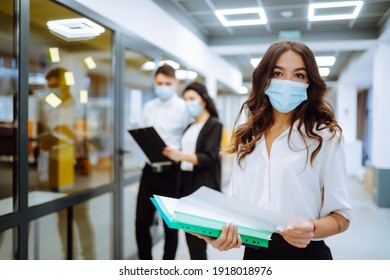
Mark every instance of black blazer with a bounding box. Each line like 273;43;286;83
179;116;222;196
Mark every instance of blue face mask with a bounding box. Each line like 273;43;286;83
265;79;309;113
155;86;175;101
186;100;203;117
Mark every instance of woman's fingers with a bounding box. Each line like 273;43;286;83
187;224;242;251
279;221;314;248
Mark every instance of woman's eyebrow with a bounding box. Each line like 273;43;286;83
274;65;307;71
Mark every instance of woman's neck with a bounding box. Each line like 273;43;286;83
272;110;293;129
195;110;210;123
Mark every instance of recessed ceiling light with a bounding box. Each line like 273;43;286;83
141;60;180;71
176;70;198;80
319;67;330;76
308;1;363;22
47;18;105;41
315;56;336;67
250;58;262;68
215;7;268;26
141;61;156;71
281;10;294;18
239;86;248;94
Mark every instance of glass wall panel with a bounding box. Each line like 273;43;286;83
28;0;114;205
78;193;113;260
0;228;14;260
0;0;16;216
123;182;138;259
28;212;65;259
28;193;113;260
122;49;153;179
121;48;153;259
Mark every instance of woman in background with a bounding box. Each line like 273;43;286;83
163;81;223;260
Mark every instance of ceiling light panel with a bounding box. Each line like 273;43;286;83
319;67;330;76
47;18;105;41
250;58;261;68
315;56;336;67
308;1;363;21
215;7;268;26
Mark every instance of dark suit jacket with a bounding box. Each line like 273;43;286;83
179;116;222;196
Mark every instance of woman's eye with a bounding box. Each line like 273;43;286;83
295;73;305;79
272;71;282;77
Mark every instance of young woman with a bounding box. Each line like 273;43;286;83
163;81;223;260
192;40;353;260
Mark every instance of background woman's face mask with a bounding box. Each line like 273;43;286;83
264;79;309;113
186;100;203;117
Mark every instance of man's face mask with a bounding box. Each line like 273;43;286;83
264;79;309;113
154;85;175;101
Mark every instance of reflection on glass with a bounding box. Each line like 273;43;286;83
77;194;113;259
28;0;114;204
122;49;154;179
0;0;16;216
28;213;64;260
37;67;75;191
28;194;112;260
0;229;13;260
61;202;97;260
123;183;138;258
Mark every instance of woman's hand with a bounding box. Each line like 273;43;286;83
190;223;242;251
162;147;182;162
278;220;315;248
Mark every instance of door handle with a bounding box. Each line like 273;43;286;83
117;148;131;156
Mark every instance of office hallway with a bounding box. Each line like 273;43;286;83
152;176;390;260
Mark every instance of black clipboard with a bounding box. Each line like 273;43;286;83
128;127;172;166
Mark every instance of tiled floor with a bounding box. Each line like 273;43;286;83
152;176;390;260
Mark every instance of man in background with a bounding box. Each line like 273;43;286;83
135;64;189;260
37;67;96;259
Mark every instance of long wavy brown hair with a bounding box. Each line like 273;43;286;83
227;40;342;166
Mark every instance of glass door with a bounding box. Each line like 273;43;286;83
117;36;157;259
27;0;116;259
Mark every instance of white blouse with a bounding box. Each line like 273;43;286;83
142;94;189;149
226;123;353;227
180;121;205;171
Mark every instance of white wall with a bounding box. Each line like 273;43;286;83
372;43;390;169
74;0;243;96
336;55;365;179
336;82;357;143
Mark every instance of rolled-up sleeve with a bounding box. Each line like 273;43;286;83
320;134;354;221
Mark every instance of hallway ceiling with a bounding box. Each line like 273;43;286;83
152;0;390;87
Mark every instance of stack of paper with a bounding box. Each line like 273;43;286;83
151;186;288;248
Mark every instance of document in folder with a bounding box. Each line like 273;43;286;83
151;187;289;248
128;127;171;165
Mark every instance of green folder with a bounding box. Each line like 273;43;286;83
150;187;288;248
